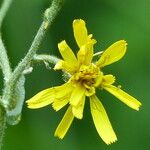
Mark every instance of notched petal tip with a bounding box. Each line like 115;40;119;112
26;104;42;109
134;102;142;111
26;88;54;109
106;138;118;145
54;133;64;140
102;74;116;86
52;104;59;112
73;19;85;26
119;39;127;45
54;106;74;139
115;40;127;48
52;99;69;112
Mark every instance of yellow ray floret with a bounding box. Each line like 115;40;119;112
27;83;73;109
96;40;127;67
90;95;117;144
54;106;74;139
104;85;142;110
58;40;77;64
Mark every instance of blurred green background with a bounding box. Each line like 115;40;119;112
0;0;149;149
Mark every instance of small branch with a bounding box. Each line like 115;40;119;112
0;0;13;80
10;0;63;84
0;0;64;148
0;0;13;29
0;0;12;83
0;0;13;147
1;0;64;110
22;67;33;75
33;54;60;65
0;36;12;83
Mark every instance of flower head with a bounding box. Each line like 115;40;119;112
26;19;141;145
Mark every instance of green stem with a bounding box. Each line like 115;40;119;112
0;0;64;148
2;0;64;110
0;0;13;29
6;75;25;125
0;0;13;80
0;107;6;150
33;54;60;65
0;36;12;83
0;0;13;148
10;0;63;84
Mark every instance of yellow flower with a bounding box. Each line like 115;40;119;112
26;19;142;145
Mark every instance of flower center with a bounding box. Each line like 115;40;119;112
71;64;103;96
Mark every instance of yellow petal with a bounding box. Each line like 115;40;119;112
96;40;127;67
104;85;142;110
54;83;73;99
72;95;85;119
26;88;54;109
90;95;117;145
73;19;88;47
54;60;64;70
54;60;78;73
52;96;70;111
77;40;96;65
54;106;74;139
102;74;116;86
69;84;85;106
54;40;79;73
52;83;73;111
58;40;78;65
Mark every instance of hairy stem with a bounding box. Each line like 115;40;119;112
33;54;60;64
0;0;64;148
6;75;25;125
2;0;64;110
0;36;12;83
10;0;63;85
0;0;13;29
0;0;13;148
0;107;6;150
